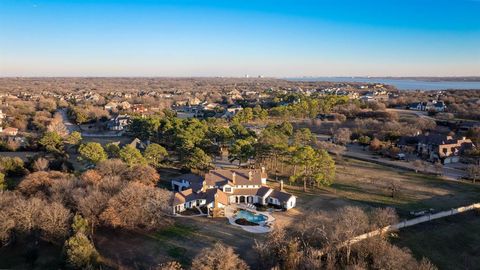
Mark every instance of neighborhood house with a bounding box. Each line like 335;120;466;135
399;133;475;164
172;168;296;214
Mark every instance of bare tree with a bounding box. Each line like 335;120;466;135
47;112;68;138
434;162;443;176
37;201;71;242
17;171;71;200
75;189;110;232
264;206;425;270
369;207;398;230
95;159;129;177
10;197;44;233
33;157;50;172
388;180;400;198
153;261;183;270
331;206;370;263
123;164;160;186
0;191;17;245
192;242;249;270
254;228;301;270
80;169;103;185
332;128;352;145
466;165;480;183
100;182;172;230
412;160;424;173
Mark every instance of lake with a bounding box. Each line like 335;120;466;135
288;77;480;90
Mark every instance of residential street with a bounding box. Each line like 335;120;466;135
58;108;80;134
344;144;467;180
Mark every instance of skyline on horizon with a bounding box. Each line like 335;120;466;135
1;0;479;77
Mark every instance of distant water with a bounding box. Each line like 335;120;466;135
288;77;480;90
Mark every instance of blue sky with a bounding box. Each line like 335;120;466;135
0;0;479;77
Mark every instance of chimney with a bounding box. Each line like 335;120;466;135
201;181;207;192
248;171;252;181
232;172;236;184
280;180;284;191
261;167;265;174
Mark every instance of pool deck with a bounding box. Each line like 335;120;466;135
225;204;275;233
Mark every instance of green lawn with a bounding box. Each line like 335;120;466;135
392;210;480;270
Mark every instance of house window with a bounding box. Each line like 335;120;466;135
224;187;232;193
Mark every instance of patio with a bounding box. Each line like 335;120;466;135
224;204;275;234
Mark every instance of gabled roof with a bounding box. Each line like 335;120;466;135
172;173;204;192
232;188;261;196
173;188;199;205
173;188;228;206
269;189;294;202
204;169;266;187
127;138;147;150
256;186;272;197
434;102;446;107
205;188;229;206
171;173;203;184
2;127;18;134
417;134;452;146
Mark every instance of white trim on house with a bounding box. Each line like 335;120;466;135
172;169;296;214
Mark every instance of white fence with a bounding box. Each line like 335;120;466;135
343;203;480;247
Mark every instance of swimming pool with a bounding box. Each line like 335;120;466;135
235;210;267;223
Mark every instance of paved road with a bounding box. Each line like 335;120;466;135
58;109;124;138
58;108;80;134
344;144;466;180
386;108;435;120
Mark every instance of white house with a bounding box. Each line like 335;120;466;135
107;114;130;131
408;101;447;112
172;168;296;214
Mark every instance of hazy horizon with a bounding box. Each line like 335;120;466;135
1;0;479;77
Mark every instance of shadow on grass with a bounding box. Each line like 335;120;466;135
152;223;197;241
391;211;480;270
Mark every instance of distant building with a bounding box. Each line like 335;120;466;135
119;101;131;110
132;104;148;114
1;127;18;136
0;109;5;124
127;138;147;151
408;100;446;112
399;133;475;164
173;105;203;118
104;102;119;111
107;115;130;131
221;105;243;119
